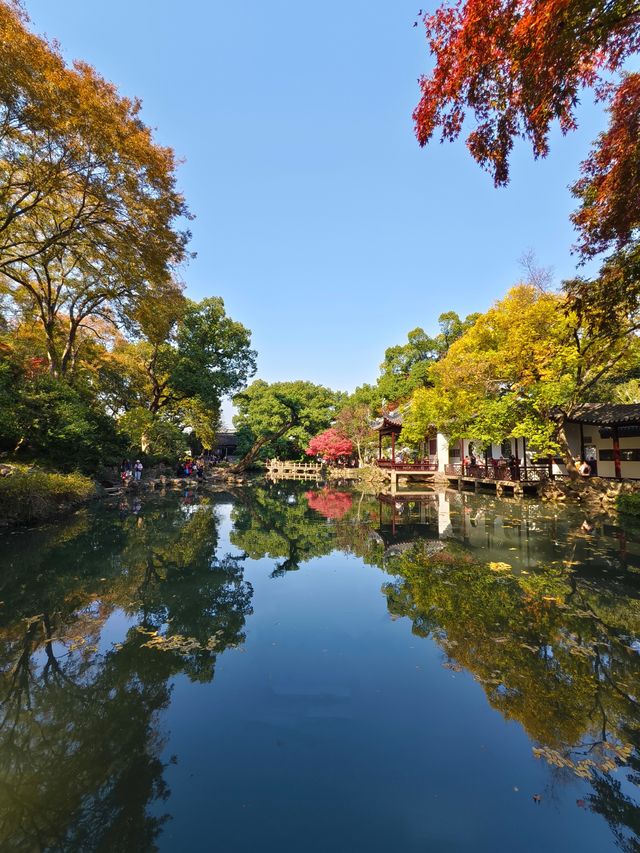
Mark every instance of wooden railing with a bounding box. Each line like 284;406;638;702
375;460;437;471
444;463;551;482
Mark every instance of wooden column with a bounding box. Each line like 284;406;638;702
579;422;585;461
613;427;622;480
378;431;382;462
391;431;396;464
523;436;528;481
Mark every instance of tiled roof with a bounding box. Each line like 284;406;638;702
569;404;640;426
371;410;404;431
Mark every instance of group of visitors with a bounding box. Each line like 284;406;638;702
462;453;520;480
120;459;143;485
177;457;205;479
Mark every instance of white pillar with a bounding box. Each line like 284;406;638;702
437;432;449;473
438;491;452;538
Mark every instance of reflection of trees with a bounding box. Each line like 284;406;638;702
230;485;386;575
230;484;335;576
0;494;253;851
384;542;640;850
589;731;640;853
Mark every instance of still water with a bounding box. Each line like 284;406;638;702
1;483;640;852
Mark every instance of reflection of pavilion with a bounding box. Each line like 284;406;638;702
377;492;452;548
376;490;640;572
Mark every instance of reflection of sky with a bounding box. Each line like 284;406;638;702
157;497;626;852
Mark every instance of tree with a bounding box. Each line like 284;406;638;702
572;73;640;259
101;296;255;454
403;284;640;472
0;2;190;375
232;380;340;471
377;313;479;405
334;402;375;465
306;428;354;463
413;0;640;189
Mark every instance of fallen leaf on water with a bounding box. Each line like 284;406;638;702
576;799;586;809
532;794;542;804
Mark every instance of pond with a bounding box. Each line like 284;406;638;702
1;483;640;851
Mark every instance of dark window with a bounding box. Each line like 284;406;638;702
599;448;640;462
501;439;512;456
449;448;461;459
429;439;437;456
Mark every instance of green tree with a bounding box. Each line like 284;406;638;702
103;297;256;455
376;313;479;405
232;380;341;471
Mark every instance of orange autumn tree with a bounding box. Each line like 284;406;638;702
0;1;190;376
413;0;640;258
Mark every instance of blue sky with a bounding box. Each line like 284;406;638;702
25;0;608;422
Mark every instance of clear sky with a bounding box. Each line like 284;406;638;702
24;0;609;421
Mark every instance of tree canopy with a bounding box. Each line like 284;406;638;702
414;0;640;187
233;380;341;470
0;1;190;377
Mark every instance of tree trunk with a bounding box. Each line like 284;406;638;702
59;323;79;376
45;323;61;377
232;421;295;473
141;431;151;454
556;419;580;480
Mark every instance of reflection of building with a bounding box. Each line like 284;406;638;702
374;405;640;483
376;491;640;572
377;493;439;548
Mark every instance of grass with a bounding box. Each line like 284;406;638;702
0;467;96;525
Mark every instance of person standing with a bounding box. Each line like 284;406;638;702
134;459;143;481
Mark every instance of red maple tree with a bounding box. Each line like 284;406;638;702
414;0;639;185
572;73;640;257
305;428;354;463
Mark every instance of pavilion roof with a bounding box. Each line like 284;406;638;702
371;411;404;433
569;404;640;427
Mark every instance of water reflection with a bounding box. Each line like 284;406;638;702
0;494;252;851
1;484;640;850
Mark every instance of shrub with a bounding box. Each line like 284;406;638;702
0;470;96;525
617;492;640;518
